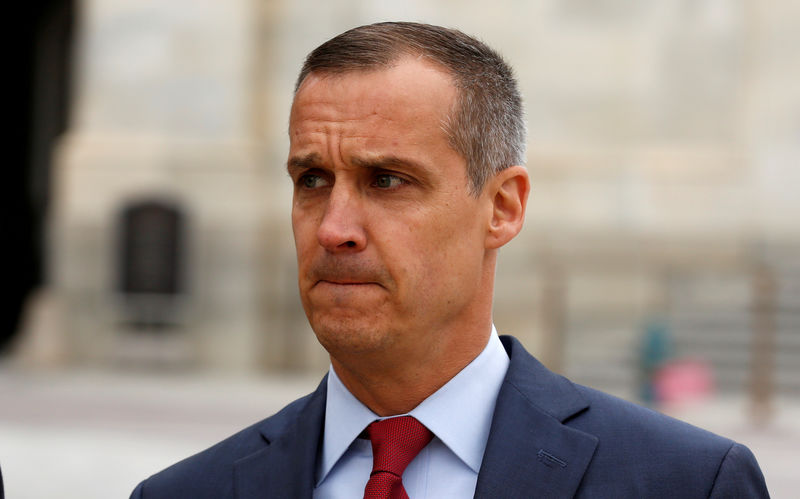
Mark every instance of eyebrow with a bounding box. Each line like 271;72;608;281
287;152;429;176
351;154;428;174
287;153;323;175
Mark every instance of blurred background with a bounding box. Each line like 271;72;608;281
3;0;799;497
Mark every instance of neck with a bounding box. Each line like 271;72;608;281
329;252;499;416
330;320;493;416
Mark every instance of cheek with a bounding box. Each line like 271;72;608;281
429;212;485;278
400;214;479;281
292;229;318;282
292;209;318;250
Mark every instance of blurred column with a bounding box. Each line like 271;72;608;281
42;0;266;371
540;259;567;373
749;262;776;425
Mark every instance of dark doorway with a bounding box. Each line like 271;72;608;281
117;200;187;329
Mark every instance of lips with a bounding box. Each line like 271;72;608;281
314;279;384;294
318;279;375;285
307;257;391;289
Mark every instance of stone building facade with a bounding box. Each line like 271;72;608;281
17;0;800;396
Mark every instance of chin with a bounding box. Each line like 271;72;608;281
311;316;392;356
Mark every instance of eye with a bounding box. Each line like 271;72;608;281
373;174;404;189
299;174;329;189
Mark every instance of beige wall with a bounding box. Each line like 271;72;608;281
17;0;800;395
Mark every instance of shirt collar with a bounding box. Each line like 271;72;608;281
317;326;509;483
409;327;509;473
317;361;379;485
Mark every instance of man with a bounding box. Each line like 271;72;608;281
131;22;769;498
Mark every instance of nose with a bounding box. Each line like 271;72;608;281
317;184;367;252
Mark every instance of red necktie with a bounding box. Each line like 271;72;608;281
363;416;434;499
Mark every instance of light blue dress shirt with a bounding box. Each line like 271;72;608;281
313;326;510;498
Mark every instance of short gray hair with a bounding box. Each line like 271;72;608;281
295;22;526;195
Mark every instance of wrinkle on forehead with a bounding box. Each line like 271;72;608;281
289;56;457;130
287;56;464;179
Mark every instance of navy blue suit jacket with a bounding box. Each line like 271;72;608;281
131;336;769;498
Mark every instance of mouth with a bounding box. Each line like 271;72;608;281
316;279;380;287
307;259;391;291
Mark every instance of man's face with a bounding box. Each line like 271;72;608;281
288;57;493;363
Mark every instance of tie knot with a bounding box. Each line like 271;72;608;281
365;416;433;476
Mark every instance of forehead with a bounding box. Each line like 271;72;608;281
289;57;457;133
287;58;469;188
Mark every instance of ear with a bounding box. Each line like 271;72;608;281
484;165;530;250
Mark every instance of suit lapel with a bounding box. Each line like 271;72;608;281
233;376;327;499
475;337;598;499
230;337;597;498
